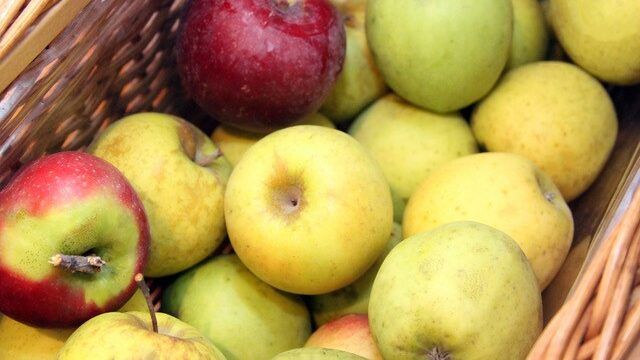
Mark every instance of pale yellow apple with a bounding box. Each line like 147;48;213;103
403;152;574;290
89;113;232;277
471;61;618;201
225;125;393;295
212;113;334;167
320;0;387;122
349;94;477;202
0;314;74;360
550;0;640;85
506;0;548;69
370;221;542;359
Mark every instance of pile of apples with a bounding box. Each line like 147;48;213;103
1;0;638;359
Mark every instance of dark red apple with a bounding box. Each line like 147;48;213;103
177;0;346;133
0;151;150;328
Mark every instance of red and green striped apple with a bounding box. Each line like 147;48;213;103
0;151;150;328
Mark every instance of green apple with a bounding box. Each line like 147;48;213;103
366;0;513;112
506;0;549;69
349;94;477;202
0;314;74;360
212;113;334;167
550;0;640;85
89;112;232;277
308;223;402;326
225;125;393;295
369;221;542;360
320;0;387;122
305;314;383;360
162;254;311;360
57;311;227;359
471;61;618;201
403;152;574;290
273;348;367;360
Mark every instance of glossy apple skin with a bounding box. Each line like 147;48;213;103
177;0;346;133
0;152;149;328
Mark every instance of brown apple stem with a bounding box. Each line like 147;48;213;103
48;254;105;274
426;347;451;360
195;148;223;167
135;273;158;334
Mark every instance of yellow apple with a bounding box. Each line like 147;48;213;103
320;0;387;122
212;113;334;167
349;94;477;202
225;125;393;295
550;0;640;85
403;152;574;290
89;113;232;277
506;0;548;69
471;61;618;201
0;314;74;360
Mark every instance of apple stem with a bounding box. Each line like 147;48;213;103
48;254;105;274
135;273;158;334
426;347;451;360
196;148;223;167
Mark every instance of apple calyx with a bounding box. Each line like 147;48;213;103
48;254;106;274
135;273;158;333
426;347;451;360
195;148;223;167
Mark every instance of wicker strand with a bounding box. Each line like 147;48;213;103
593;222;640;360
0;0;26;38
563;303;593;360
0;0;59;60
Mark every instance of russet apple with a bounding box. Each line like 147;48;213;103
305;314;382;360
89;113;231;277
349;94;478;202
550;0;640;85
320;0;387;122
471;61;618;201
57;311;227;359
225;125;393;295
366;0;513;112
0;314;74;360
177;0;346;133
370;222;542;360
403;152;574;290
0;152;149;327
273;348;367;359
308;223;401;326
506;0;548;69
212;113;334;167
162;254;311;359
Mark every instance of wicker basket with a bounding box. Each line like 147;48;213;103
1;1;639;359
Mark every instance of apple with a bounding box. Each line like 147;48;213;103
370;221;542;360
0;151;149;328
305;314;382;360
0;314;74;360
319;0;387;122
471;61;618;201
225;125;393;295
212;113;335;167
57;311;227;359
177;0;346;133
506;0;548;69
308;223;401;326
550;0;640;85
89;112;232;277
162;254;311;359
366;0;512;112
403;152;574;290
273;348;367;359
349;94;478;202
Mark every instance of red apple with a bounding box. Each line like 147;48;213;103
177;0;346;133
305;314;383;360
0;151;150;328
